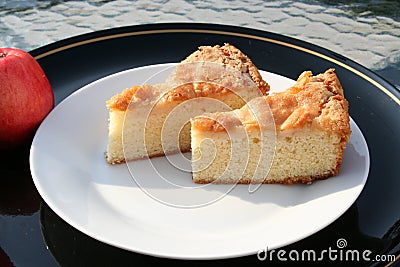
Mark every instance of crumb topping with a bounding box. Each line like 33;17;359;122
192;68;351;138
106;43;269;111
183;43;269;94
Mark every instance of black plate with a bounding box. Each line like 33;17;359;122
28;23;399;265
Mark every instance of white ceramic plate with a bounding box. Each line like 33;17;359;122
30;63;369;259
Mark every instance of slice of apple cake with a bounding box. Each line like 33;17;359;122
105;43;270;164
191;69;351;184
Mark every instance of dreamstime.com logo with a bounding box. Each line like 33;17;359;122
257;238;397;263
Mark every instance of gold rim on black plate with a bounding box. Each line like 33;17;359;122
31;23;400;264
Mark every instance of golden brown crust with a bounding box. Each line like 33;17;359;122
106;43;270;111
193;168;339;184
192;68;351;139
106;83;231;111
194;174;333;184
105;147;192;164
106;85;160;110
161;83;229;102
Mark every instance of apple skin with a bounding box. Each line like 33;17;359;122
0;48;54;149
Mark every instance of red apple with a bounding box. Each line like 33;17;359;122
0;48;54;149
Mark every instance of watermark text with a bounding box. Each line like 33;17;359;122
257;238;396;263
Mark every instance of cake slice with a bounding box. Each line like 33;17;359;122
106;43;270;164
191;69;351;184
